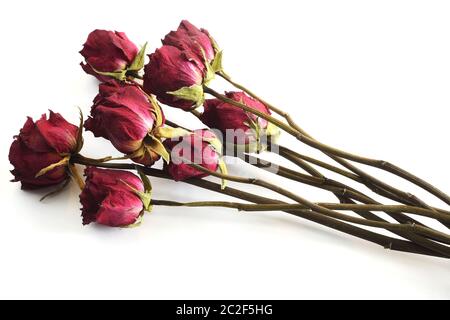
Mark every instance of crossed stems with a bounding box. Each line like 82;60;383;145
67;73;450;258
206;74;450;210
70;154;450;259
168;117;450;228
162;118;450;257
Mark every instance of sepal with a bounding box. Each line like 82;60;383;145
167;84;205;107
128;42;148;71
91;67;127;81
211;50;223;73
154;126;192;139
75;108;84;154
35;156;70;178
145;134;170;163
217;157;228;190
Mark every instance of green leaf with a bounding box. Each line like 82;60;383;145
128;42;148;71
167;84;205;107
155;127;192;139
211;50;223;73
146;134;170;163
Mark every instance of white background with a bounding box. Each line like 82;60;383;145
0;0;449;299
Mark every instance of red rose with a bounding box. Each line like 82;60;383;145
143;21;223;111
163;20;216;64
163;129;222;181
80;167;145;227
9;111;79;189
143;45;206;110
84;81;166;166
80;30;139;81
201;91;278;147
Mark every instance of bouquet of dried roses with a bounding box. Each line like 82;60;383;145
9;21;450;259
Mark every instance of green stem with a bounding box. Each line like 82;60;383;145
168;118;450;232
126;70;143;80
243;153;450;246
244;153;450;219
167;119;448;243
183;161;450;251
71;154;448;258
212;76;450;207
276;145;362;182
152;200;450;225
273;145;450;229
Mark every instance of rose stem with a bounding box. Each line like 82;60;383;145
205;91;450;238
184;110;427;213
167;118;450;232
204;84;450;207
70;154;447;258
150;199;450;239
204;85;424;206
150;198;450;224
245;158;450;244
269;145;450;229
243;154;450;222
126;71;143;80
275;145;362;182
183;161;450;255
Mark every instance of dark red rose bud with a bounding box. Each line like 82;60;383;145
9;112;79;190
84;80;167;166
163;129;227;184
80;167;145;227
143;45;206;110
162;20;216;64
201;91;279;148
143;21;224;110
80;30;140;81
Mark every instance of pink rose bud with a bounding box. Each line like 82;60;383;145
9;111;79;189
201;91;279;148
163;129;223;181
80;167;146;227
84;80;167;166
143;45;206;110
80;30;140;81
162;20;216;64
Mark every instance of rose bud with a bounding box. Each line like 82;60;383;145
163;129;227;188
80;167;152;227
143;45;207;110
84;80;171;166
9;111;81;190
162;20;217;64
201;91;280;152
80;30;147;81
143;21;223;110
